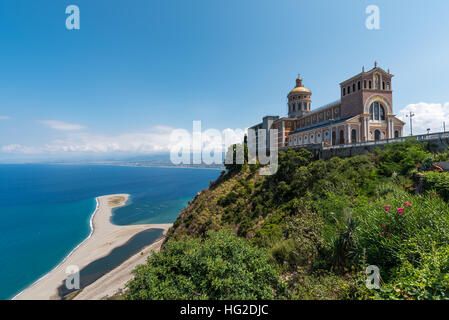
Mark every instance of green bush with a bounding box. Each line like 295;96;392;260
422;171;449;201
354;190;449;275
271;211;326;271
377;244;449;300
290;272;356;300
126;230;288;300
375;140;430;176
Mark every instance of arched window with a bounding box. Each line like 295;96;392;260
369;102;386;121
380;105;385;120
351;129;357;143
332;131;336;145
339;130;345;144
374;130;381;141
394;130;399;138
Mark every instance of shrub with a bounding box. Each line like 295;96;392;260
271;211;326;271
353;190;449;275
377;244;449;300
290;272;356;300
126;230;288;300
375;140;430;176
422;171;449;201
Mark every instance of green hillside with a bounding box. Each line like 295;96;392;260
127;140;449;300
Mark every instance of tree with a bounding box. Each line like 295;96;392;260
126;230;288;300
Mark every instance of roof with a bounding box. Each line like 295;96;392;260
290;116;354;135
310;99;341;113
249;122;263;129
339;67;394;86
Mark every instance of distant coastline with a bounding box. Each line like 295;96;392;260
54;163;226;170
0;162;226;170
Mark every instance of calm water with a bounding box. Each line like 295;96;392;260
57;228;164;298
0;164;220;300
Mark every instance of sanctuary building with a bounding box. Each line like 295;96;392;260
250;63;405;149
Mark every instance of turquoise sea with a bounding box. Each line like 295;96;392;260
0;164;221;300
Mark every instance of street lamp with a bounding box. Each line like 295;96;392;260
406;111;415;136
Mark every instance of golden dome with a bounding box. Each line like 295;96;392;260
289;86;311;95
288;75;311;96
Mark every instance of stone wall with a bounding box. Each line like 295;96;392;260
282;135;449;161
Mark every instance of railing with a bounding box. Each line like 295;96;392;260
321;131;449;150
282;131;449;151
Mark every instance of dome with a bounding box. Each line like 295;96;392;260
288;75;311;96
289;86;311;95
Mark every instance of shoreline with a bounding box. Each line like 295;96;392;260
13;194;172;300
11;197;100;300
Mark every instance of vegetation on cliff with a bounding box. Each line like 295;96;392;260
127;140;449;300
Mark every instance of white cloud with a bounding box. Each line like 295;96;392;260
398;102;449;135
1;125;245;155
39;120;86;131
0;116;10;120
1;144;39;154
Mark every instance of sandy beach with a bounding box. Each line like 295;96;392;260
14;194;172;300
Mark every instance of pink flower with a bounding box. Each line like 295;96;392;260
397;208;404;215
384;205;391;212
403;201;412;208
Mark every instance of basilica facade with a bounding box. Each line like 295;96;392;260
250;64;405;150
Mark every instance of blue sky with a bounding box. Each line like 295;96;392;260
1;0;449;160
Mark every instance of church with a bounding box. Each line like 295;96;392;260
250;63;406;149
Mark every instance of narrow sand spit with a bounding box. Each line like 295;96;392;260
14;194;172;300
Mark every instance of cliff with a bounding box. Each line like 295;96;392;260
128;141;449;300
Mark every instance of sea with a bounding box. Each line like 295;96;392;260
0;164;221;300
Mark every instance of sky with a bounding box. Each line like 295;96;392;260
0;0;449;161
